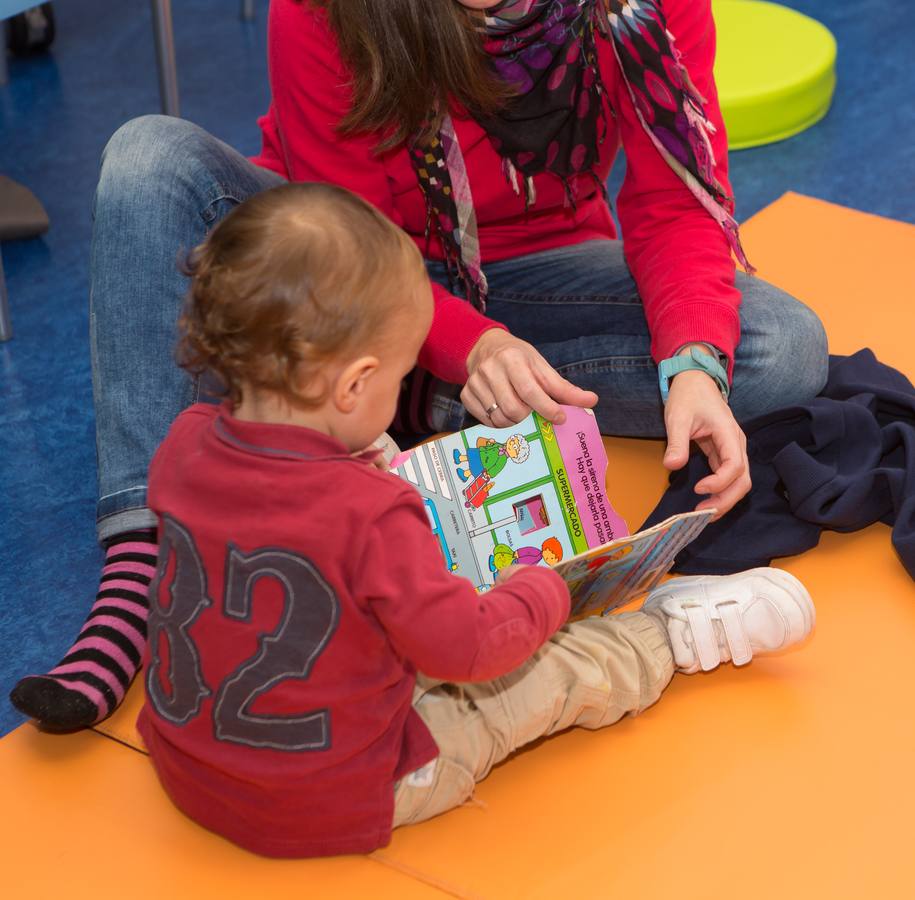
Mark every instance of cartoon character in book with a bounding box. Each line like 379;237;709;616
515;536;564;567
488;543;516;573
489;537;564;573
453;434;530;483
572;543;642;607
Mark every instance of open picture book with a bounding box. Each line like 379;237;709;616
390;406;714;619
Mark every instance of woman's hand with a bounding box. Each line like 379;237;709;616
663;370;751;519
464;329;598;427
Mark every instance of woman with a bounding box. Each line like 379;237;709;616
11;0;827;729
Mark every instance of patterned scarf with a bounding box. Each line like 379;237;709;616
408;0;754;312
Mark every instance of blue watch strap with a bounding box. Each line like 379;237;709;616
658;347;730;403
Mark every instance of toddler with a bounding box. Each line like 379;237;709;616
139;182;815;857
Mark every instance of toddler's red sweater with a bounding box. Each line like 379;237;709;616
138;404;569;857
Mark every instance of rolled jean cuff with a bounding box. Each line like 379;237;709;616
97;485;157;544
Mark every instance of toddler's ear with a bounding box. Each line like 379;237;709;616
334;355;380;413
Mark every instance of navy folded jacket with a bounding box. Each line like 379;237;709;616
642;349;915;579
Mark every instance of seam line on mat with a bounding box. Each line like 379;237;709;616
368;850;485;899
90;727;149;756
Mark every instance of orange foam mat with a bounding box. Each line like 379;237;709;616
0;726;451;898
4;192;915;899
740;192;915;373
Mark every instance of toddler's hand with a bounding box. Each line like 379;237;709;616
495;564;525;585
354;432;402;471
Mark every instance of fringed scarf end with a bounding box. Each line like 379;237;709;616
724;218;756;276
504;158;521;196
560;175;577;208
590;170;610;205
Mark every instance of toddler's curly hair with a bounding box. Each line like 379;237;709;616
178;182;426;406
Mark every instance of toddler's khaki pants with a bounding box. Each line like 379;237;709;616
393;611;674;827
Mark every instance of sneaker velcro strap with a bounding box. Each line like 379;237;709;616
683;603;721;671
716;600;753;666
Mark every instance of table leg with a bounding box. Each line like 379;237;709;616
0;249;12;342
150;0;179;117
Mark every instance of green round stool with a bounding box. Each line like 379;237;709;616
712;0;837;149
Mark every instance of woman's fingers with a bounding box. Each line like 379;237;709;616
694;428;751;518
696;465;752;518
534;362;599;416
465;335;598;426
510;367;564;423
483;359;539;423
461;377;527;428
694;441;743;495
664;372;752;519
460;383;494;426
464;356;529;425
663;406;692;471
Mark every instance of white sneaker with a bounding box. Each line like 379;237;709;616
641;568;815;674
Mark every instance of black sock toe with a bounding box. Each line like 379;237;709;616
9;676;101;731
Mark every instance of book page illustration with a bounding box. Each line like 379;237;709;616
555;510;715;618
393;407;627;592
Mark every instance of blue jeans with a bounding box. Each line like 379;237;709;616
428;245;828;436
90;115;828;542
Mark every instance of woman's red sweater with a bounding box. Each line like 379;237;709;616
252;0;741;385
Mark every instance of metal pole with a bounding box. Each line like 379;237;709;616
469;511;519;539
241;0;256;22
0;249;12;342
150;0;179;117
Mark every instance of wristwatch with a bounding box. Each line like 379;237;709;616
658;344;730;403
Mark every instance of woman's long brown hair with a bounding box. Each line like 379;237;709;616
309;0;510;150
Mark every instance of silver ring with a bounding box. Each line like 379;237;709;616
485;402;499;418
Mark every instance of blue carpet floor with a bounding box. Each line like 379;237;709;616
1;0;912;736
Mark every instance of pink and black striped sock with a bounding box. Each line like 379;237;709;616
10;529;158;730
